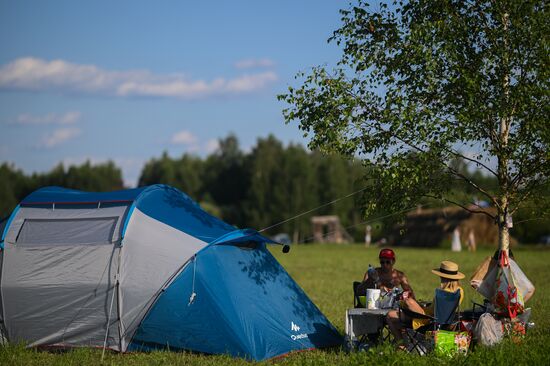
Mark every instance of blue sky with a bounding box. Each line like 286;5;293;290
0;0;348;186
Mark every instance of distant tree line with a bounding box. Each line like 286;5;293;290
138;134;366;242
0;135;366;242
1;134;547;243
0;161;124;220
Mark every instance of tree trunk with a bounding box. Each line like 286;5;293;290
498;212;510;254
497;11;511;255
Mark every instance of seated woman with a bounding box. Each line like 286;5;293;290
386;260;465;342
357;248;415;299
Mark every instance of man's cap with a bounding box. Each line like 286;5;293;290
379;248;395;260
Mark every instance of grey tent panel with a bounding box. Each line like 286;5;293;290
16;217;118;246
119;208;207;350
1;243;121;349
0;194;215;351
4;205;130;245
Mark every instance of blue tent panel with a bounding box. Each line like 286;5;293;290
20;185;237;244
134;185;236;243
130;244;342;360
209;228;278;246
21;186;147;204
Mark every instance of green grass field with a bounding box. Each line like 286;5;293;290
1;245;549;365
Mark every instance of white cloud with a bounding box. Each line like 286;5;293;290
225;72;277;92
171;130;198;145
15;111;80;125
0;57;278;99
171;130;200;152
234;58;276;69
41;127;81;148
205;139;219;154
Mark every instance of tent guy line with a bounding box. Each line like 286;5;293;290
258;187;369;233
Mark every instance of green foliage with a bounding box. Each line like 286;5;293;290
139;152;205;201
244;135;288;231
0;161;123;218
0;134;369;241
0;164;27;216
313;151;365;238
1;133;546;243
136;134;367;242
279;143;318;239
279;0;550;242
512;185;550;243
202;134;250;225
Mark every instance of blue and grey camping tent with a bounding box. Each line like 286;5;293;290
0;185;341;360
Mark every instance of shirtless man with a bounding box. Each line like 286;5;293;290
357;248;415;298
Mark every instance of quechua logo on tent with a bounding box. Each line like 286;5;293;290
290;322;308;340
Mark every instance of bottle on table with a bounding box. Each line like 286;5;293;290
367;264;379;288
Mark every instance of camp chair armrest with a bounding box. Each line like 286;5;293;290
400;306;434;320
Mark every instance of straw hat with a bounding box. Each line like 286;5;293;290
431;260;465;280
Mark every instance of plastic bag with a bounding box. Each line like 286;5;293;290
509;258;535;303
471;256;498;298
474;313;503;346
378;290;393;309
492;252;524;318
476;263;499;299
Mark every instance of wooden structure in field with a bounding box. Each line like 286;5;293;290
311;215;352;244
390;206;515;248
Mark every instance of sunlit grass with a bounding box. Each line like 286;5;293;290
1;244;548;365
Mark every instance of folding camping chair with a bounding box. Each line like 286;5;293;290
461;300;490;322
348;281;371;349
400;289;461;355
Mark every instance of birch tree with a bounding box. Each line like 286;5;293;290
279;0;549;252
